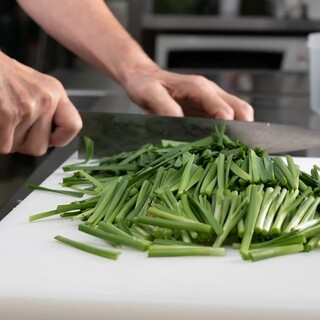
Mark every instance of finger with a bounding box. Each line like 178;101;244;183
165;75;236;120
12;111;38;152
203;94;235;120
132;82;184;117
186;83;235;120
218;90;254;121
0;75;34;153
15;113;52;156
49;96;82;147
0;122;15;154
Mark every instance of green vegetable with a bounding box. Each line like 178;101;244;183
79;223;150;251
240;185;263;260
148;245;225;257
28;129;320;262
29;210;59;222
26;184;84;198
248;244;304;262
54;235;120;260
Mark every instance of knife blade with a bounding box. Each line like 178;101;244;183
78;111;320;156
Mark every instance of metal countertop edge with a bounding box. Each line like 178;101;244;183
0;138;78;221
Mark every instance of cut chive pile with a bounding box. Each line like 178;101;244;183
29;128;320;262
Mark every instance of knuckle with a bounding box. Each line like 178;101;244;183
242;100;254;113
0;114;15;154
23;144;48;157
0;129;14;155
1;107;15;123
20;97;36;120
74;117;83;132
13;90;36;122
42;77;64;103
134;80;155;95
68;118;83;136
238;100;254;118
64;100;83;133
6;75;36;120
215;108;235;120
40;90;55;110
189;75;209;87
127;80;158;105
45;75;64;91
33;147;47;156
0;144;12;154
37;75;66;109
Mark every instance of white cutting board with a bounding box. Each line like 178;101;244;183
1;154;320;320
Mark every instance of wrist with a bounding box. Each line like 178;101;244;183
108;42;159;89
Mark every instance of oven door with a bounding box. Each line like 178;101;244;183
155;35;308;71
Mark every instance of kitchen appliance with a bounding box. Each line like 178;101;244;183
155;34;308;71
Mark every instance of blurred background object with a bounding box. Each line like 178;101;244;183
306;0;320;20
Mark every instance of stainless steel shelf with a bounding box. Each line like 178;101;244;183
142;15;320;34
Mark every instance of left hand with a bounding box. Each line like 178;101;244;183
124;66;254;121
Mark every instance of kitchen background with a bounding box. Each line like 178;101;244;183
1;0;320;208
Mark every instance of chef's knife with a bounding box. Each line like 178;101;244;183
78;111;320;156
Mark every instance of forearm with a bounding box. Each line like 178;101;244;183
17;0;157;86
17;0;254;121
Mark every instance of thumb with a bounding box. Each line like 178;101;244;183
50;96;82;147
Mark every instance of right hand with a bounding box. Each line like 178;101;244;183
124;65;254;120
0;52;82;156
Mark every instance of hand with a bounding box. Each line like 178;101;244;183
124;66;254;121
0;53;82;155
